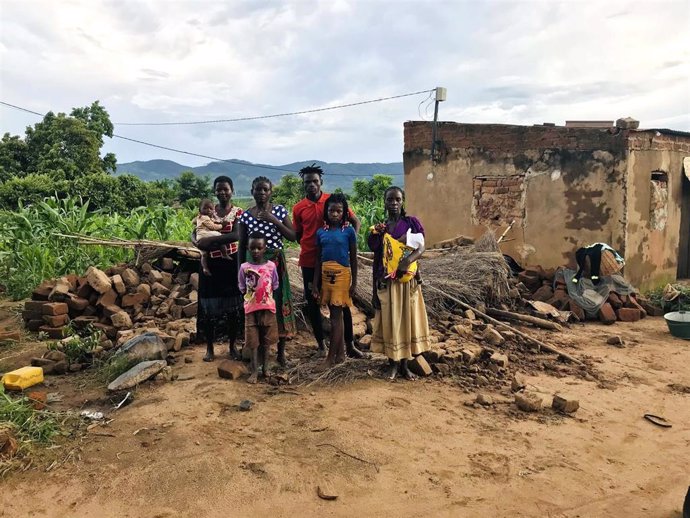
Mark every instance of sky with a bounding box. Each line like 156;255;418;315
1;0;689;167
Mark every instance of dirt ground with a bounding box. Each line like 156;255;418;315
0;301;688;518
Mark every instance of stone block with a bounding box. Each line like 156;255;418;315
607;292;623;309
532;285;554;302
122;292;149;308
476;393;494;406
92;323;118;340
598;303;616;325
606;335;625;347
107;360;167;392
22;310;43;321
42;302;68;316
137;283;152;298
148;270;163;284
511;373;527;392
110;311;133;329
76;282;94;299
515;392;543;412
39;325;67;339
568;300;586;322
483;327;505;347
160;272;173;289
121;268;140;287
616;308;641;322
182;301;198;318
432;363;451;376
97;289;118;308
111;274;126;295
151;282;170;296
490;352;509;367
31;284;53;301
86;266;112;294
66;296;90;312
461;349;477;364
172;332;190;352
408;355;432;377
26;320;44;332
218;360;248;380
42;314;69;327
24;300;48;313
615;117;639;129
552;395;579;414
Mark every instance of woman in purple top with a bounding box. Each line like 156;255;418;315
368;186;431;380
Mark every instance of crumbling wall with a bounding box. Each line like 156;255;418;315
404;122;628;271
624;131;690;290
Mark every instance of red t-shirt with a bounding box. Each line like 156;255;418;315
293;193;356;268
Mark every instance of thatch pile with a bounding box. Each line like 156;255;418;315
288;232;513;320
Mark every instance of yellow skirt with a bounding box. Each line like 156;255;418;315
371;279;431;361
320;261;352;307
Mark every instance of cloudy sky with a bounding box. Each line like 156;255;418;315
1;0;688;167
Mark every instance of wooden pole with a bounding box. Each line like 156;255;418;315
486;308;563;331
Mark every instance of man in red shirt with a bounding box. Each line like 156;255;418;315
293;164;364;358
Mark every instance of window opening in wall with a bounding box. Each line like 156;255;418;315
650;170;668;231
471;175;525;228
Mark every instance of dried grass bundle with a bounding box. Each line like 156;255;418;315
286;357;382;386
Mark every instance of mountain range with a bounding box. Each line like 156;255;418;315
116;159;403;194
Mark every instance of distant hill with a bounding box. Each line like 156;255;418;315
116;159;403;194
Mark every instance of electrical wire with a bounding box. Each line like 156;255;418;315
417;90;434;121
113;89;435;126
0;100;403;177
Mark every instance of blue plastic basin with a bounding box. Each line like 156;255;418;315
664;311;690;340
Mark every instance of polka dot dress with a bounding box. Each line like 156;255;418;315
239;204;288;249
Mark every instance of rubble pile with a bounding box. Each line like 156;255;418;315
21;258;198;373
515;266;663;324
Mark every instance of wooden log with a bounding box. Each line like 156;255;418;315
486;308;563;331
425;285;585;367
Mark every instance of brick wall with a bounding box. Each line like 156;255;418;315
404;121;630;154
627;130;690;152
471;176;525;227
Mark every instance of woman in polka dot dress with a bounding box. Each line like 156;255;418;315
239;176;297;366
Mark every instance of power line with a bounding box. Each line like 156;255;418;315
0;100;403;177
113;89;435;126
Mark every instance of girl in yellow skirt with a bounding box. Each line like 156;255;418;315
368;186;431;380
312;193;358;368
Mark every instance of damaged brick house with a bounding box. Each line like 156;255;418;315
403;119;690;291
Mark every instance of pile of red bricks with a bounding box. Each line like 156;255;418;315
517;267;663;324
22;258;198;342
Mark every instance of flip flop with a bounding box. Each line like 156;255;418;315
643;414;672;428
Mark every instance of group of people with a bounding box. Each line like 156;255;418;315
192;165;431;382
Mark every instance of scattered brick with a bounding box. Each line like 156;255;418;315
598;303;616;325
121;268;140;287
552;395;579;414
149;270;163;284
31;285;53;301
490;352;509;367
218;360;248;380
616;307;641;322
532;285;554;302
110;311;133;329
66;296;90;312
515;392;543;412
607;292;623;309
161;257;174;271
568;300;586;322
76;282;94;299
182;301;198;318
97;289;118;308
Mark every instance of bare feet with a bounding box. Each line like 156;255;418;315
401;360;417;381
387;362;399;380
247;372;258;384
346;342;365;359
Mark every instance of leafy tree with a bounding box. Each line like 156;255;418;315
351;174;393;205
176;171;211;202
0;133;29;182
272;174;303;207
70;101;116;173
0;174;68;209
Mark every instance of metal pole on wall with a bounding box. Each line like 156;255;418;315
430;87;447;163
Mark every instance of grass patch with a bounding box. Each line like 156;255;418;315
0;386;83;477
93;354;139;385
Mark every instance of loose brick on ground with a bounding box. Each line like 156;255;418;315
616;307;641;322
598;303;617;325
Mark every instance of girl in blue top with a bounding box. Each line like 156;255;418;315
312;193;358;368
